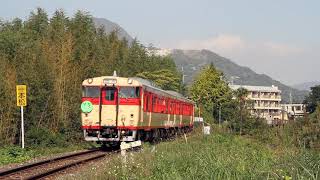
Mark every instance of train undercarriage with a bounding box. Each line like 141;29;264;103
83;126;193;146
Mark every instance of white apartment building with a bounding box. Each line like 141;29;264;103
229;85;282;124
281;104;306;119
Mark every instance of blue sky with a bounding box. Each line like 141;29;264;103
1;0;319;85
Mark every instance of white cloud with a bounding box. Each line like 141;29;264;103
164;34;316;85
263;42;304;57
172;34;306;61
176;34;245;53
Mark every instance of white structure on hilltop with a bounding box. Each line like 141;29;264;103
229;85;283;124
146;48;172;57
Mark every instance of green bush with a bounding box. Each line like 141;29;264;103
26;127;67;147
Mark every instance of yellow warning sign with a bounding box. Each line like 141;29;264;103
16;85;27;106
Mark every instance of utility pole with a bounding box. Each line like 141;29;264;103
181;66;187;84
180;66;187;94
218;105;221;126
182;75;187;84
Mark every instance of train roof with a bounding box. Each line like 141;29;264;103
82;76;194;104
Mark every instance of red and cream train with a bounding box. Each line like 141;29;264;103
81;76;195;145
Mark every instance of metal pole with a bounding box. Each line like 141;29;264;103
21;106;25;149
219;105;221;126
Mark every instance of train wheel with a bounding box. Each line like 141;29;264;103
145;131;151;142
168;128;174;140
171;128;176;140
151;129;160;144
165;129;169;140
174;128;179;139
177;128;182;136
136;130;143;141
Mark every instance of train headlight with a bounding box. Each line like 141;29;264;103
87;78;93;84
81;101;93;113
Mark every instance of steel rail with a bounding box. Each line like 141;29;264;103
25;153;106;180
0;148;101;178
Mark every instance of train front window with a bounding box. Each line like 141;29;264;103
82;86;100;97
105;88;115;101
119;87;140;98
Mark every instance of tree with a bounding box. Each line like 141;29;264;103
0;8;183;146
190;64;232;123
234;87;249;135
25;8;49;37
304;85;320;113
0;57;18;144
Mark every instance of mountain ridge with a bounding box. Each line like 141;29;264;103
93;17;134;43
170;49;308;103
92;17;308;103
292;81;320;91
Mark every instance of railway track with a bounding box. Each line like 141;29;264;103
0;148;113;180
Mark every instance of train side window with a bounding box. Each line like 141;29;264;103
185;105;187;114
165;98;169;114
176;102;180;115
161;98;165;113
154;98;157;112
187;105;189;115
119;87;140;98
105;88;115;101
172;102;175;114
149;95;153;112
144;93;148;111
153;96;157;112
172;101;174;114
146;94;150;112
182;104;184;115
157;97;160;113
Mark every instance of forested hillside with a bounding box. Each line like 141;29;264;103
92;17;134;44
0;8;181;146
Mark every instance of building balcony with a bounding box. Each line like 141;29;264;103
249;97;281;101
253;105;282;110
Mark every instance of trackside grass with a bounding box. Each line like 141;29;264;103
0;143;98;166
65;129;319;180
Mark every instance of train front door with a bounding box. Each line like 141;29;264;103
100;87;118;127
